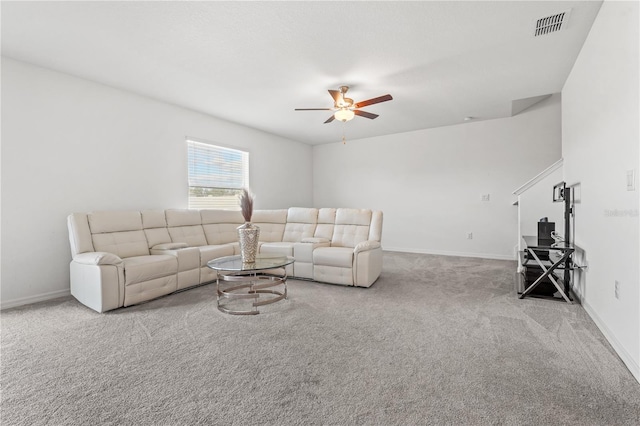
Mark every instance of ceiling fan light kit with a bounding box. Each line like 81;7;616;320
295;86;393;124
334;108;355;122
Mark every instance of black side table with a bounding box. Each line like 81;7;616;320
519;236;574;303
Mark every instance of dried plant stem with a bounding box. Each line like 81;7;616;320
239;188;254;222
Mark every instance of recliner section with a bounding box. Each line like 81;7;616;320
67;207;383;312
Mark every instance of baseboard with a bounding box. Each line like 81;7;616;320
579;297;640;383
0;289;71;310
384;247;516;261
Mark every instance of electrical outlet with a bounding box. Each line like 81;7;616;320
481;194;490;202
614;280;620;299
467;232;473;240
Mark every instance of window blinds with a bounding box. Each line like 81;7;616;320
187;140;249;189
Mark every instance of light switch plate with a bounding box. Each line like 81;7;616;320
627;170;636;191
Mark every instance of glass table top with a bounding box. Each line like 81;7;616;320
207;255;295;271
522;235;574;250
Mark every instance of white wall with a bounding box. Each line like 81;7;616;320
0;58;313;308
313;95;562;259
562;0;639;380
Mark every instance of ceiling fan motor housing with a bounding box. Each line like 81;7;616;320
336;86;354;108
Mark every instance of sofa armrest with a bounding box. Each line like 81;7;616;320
151;242;189;250
70;256;124;312
73;252;122;266
354;241;381;254
301;237;330;244
353;244;383;287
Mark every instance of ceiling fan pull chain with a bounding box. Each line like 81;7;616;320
342;122;347;145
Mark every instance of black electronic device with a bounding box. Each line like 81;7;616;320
553;181;566;202
538;221;555;246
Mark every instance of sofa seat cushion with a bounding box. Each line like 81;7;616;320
123;255;178;285
260;242;294;256
313;247;354;268
199;244;235;266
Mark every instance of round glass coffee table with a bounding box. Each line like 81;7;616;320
207;255;295;315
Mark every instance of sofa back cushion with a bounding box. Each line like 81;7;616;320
141;210;172;248
282;208;318;242
201;209;244;245
88;211;150;258
165;209;207;247
166;209;201;227
331;208;372;248
252;209;287;242
314;208;336;240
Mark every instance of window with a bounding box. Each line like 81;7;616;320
187;139;249;209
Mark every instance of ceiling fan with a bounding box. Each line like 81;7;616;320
295;86;393;123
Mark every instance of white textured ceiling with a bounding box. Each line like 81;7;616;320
1;1;602;145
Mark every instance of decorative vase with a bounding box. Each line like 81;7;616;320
237;222;260;263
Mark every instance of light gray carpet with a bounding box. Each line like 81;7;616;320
2;252;640;425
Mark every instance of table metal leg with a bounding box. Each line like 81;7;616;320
216;272;288;315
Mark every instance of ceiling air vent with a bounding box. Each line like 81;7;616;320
534;9;571;36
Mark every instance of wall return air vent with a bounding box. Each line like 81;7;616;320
534;9;571;36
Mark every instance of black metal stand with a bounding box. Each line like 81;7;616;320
519;182;574;303
562;184;572;297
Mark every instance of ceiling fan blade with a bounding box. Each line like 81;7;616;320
295;108;333;111
328;90;341;103
324;115;335;124
354;110;379;120
354;94;393;109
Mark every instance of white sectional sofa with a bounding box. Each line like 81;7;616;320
67;207;383;312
